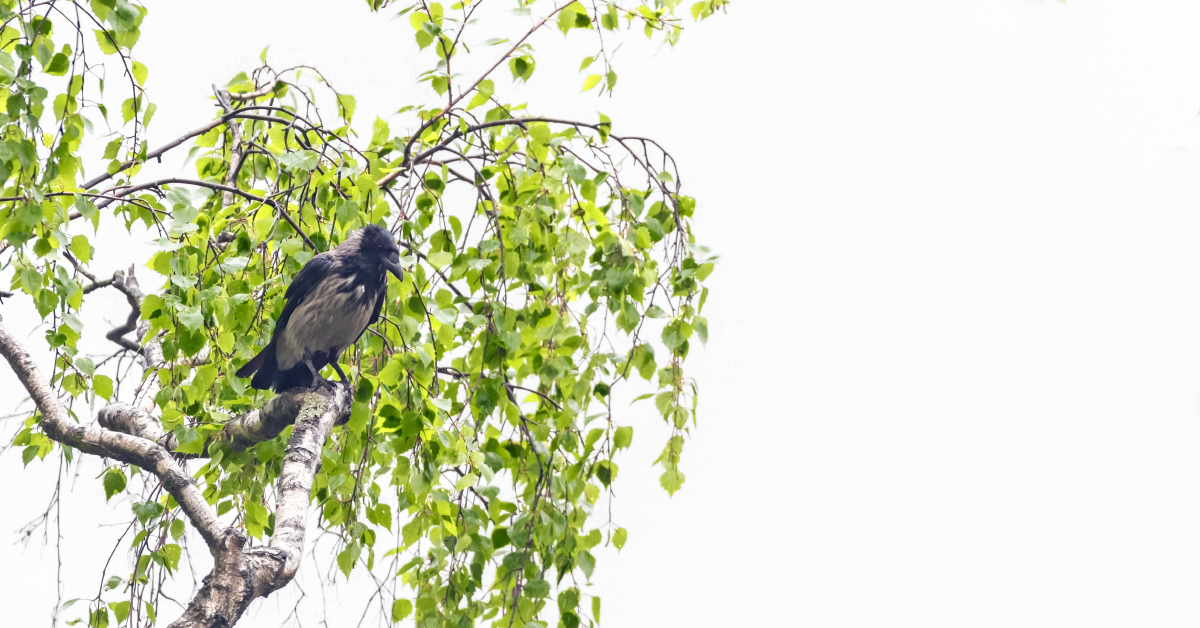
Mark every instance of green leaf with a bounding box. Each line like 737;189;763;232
336;93;356;122
158;543;181;571
613;426;632;450
131;500;164;525
431;76;448;95
0;51;14;79
391;599;413;622
337;542;361;578
173;427;205;455
454;473;477;491
245;501;269;527
349;401;369;433
93;29;118;54
63;313;84;334
373;503;392;532
595;461;617;487
279;149;318;173
69;235;91;263
572;551;592;580
371;116;390;146
44;53;69;76
378;359;403;387
525;578;550;598
132;61;148;86
581;74;601;92
509;56;535;82
191;365;218;393
612;527;627;550
177;306;203;330
660;468;685;495
103;468;126;500
75;357;95;376
108;601;130;624
467;79;494;110
121;97;138;124
93;375;113;400
140;294;165;320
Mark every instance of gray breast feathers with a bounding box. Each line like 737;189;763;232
276;274;375;370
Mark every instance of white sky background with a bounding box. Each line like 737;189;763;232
5;0;1200;625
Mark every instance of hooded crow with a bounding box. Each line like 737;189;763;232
235;224;404;391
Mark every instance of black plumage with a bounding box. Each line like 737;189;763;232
236;224;403;391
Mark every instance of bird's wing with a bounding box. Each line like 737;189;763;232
367;284;386;326
273;252;333;336
352;283;388;346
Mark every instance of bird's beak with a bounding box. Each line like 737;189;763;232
382;256;404;281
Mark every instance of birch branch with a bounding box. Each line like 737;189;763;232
0;314;225;549
168;384;350;628
214;88;246;212
99;388;320;456
1;310;351;627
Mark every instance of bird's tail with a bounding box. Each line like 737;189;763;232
272;363;316;391
235;342;278;391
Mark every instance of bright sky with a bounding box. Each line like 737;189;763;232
5;1;1200;626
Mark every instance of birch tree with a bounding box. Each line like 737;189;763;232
0;1;723;626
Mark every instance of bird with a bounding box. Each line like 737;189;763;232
235;224;404;391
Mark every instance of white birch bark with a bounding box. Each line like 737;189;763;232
0;314;350;628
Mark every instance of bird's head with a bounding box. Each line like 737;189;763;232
355;224;404;280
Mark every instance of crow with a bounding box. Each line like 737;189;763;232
235;224;403;391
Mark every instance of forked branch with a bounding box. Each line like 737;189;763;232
0;313;351;628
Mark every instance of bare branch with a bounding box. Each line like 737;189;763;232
104;268;144;354
214;88;247;213
82;274;116;294
389;3;571;182
98;178;317;251
81;115;236;190
227;85;276;101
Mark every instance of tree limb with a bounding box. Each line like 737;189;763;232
379;116;608;189
104;268;143;354
1;309;352;627
227;85;276;102
0;314;225;549
168;384;350;628
81;115;237;191
214;88;246;213
100;388;324;456
97;178;317;251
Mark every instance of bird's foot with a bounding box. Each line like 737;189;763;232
302;350;327;391
331;360;350;385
